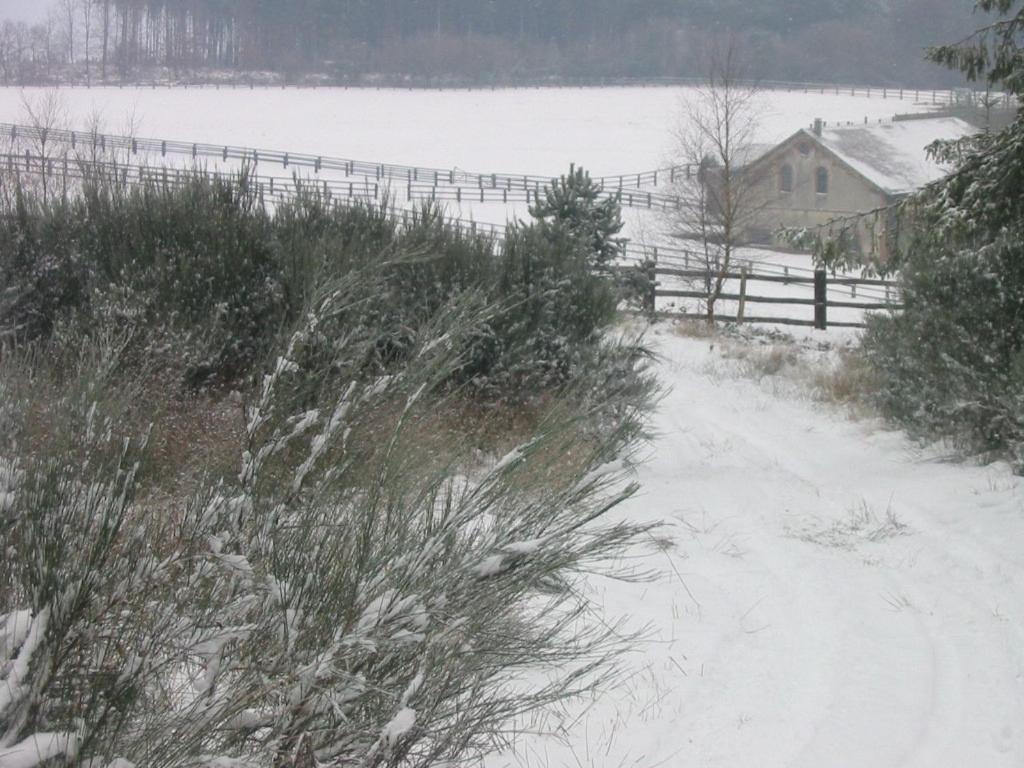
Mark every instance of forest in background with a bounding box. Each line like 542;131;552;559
0;0;980;87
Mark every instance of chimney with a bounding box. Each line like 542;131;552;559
813;118;823;137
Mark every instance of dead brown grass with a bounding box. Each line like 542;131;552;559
671;318;718;339
813;349;879;407
142;388;247;491
721;343;800;378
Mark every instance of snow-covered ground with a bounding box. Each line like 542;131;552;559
0;85;937;239
487;323;1024;768
2;86;1015;765
0;85;936;176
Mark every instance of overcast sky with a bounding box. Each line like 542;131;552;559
0;0;47;24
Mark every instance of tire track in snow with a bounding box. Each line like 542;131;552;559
487;329;1024;768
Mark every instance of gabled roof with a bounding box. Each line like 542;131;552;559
744;117;978;197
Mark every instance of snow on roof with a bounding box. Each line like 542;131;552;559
813;117;977;196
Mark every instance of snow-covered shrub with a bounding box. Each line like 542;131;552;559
861;2;1024;468
0;269;657;767
863;232;1024;464
0;171;630;401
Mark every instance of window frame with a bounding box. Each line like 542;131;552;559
779;163;794;193
815;166;829;195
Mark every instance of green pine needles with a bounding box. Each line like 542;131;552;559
528;163;625;270
862;1;1024;468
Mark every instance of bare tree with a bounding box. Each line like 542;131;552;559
17;90;68;203
671;38;764;324
99;0;110;81
59;0;77;71
81;0;93;85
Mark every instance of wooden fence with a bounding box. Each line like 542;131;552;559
647;266;900;329
41;75;1015;108
0;148;689;211
0;122;694;194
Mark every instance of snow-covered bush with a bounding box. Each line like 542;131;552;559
0;171;628;399
861;2;1024;468
0;260;657;766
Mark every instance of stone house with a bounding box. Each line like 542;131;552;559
731;116;977;258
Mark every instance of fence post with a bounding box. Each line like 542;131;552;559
814;269;828;330
737;267;748;324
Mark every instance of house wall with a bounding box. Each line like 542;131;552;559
741;134;891;257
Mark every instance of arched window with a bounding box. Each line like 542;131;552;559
780;164;794;193
815;166;829;194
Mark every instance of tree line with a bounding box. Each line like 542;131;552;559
0;0;977;86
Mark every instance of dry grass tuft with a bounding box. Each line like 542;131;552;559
671;318;718;339
812;348;879;408
722;343;800;379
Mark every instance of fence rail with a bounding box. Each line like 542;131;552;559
0;121;695;195
0;146;690;211
33;75;1015;108
649;266;901;329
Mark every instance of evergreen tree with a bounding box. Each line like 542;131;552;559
862;1;1024;466
528;164;624;270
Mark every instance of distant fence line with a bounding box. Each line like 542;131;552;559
19;74;1014;107
0;141;691;211
0;122;696;196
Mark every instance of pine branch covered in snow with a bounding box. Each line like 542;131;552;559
862;1;1024;469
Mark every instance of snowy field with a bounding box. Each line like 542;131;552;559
486;323;1024;767
0;85;937;177
0;85;937;237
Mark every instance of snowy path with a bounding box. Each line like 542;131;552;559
489;325;1024;767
